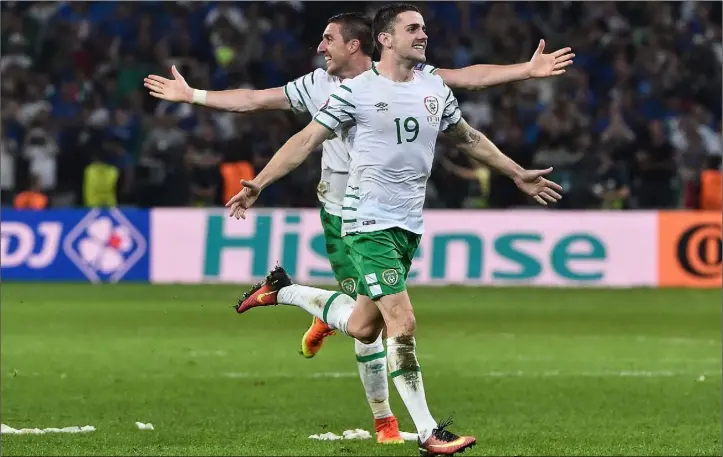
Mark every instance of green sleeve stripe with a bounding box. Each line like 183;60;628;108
390;366;421;378
310;71;315;85
340;109;356;123
314;117;334;132
322;292;342;324
430;66;438;74
344;194;360;200
301;75;312;101
318;109;342;126
445;89;453;103
341;206;357;211
348;186;359;190
356;350;386;363
293;81;309;112
339;84;352;93
283;85;294;108
342;219;357;223
331;94;355;108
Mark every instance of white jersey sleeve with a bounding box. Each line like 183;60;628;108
440;84;462;131
283;69;327;114
312;82;357;137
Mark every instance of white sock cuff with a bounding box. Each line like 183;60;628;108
386;335;416;349
322;291;354;335
355;333;384;357
276;284;297;305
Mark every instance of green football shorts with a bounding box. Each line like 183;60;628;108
343;227;421;300
319;207;359;297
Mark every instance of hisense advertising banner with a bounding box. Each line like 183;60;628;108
150;209;658;287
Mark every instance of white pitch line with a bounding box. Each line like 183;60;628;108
221;370;722;379
8;370;720;380
188;350;227;357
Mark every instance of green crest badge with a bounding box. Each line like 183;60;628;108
381;269;399;286
317;180;329;195
341;278;357;294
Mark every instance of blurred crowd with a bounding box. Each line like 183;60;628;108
2;1;721;211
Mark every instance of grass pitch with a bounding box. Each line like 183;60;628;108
1;284;720;456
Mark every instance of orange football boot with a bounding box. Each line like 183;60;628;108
299;317;336;358
375;416;405;444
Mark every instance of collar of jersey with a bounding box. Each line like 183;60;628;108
371;61;417;85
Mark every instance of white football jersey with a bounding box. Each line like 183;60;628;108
312;63;462;236
283;63;437;216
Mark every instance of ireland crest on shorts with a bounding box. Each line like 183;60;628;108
381;269;399;286
341;277;357;294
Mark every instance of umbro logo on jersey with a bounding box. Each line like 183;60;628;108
375;102;388;112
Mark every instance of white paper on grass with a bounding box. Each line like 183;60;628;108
135;422;154;430
308;429;417;441
309;429;371;440
1;423;96;434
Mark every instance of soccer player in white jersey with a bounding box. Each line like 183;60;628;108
226;4;563;455
145;10;572;448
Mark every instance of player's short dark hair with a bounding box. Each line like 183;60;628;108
327;12;374;57
372;3;421;52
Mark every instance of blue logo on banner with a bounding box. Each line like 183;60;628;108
1;208;150;282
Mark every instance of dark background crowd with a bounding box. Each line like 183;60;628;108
2;1;721;211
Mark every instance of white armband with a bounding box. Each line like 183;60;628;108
192;89;208;105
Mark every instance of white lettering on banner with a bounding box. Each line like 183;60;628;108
150;209;659;287
0;222;62;268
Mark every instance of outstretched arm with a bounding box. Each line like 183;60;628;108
253;121;329;191
144;65;290;113
442;118;563;205
226;121;330;219
434;39;574;90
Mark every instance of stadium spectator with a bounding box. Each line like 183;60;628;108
1;124;17;205
1;1;720;211
14;174;48;210
83;152;119;208
21;113;59;192
633;120;677;209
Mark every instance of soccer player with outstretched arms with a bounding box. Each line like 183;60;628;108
145;9;571;450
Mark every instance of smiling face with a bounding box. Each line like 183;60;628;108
317;22;353;77
377;10;428;64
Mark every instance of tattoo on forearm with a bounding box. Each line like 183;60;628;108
449;120;482;148
465;127;482;147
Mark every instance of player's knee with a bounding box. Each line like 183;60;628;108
397;313;416;336
355;325;382;345
346;316;382;344
385;310;416;336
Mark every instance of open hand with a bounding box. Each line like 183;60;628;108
528;39;575;78
225;180;262;220
144;65;193;103
513;167;563;206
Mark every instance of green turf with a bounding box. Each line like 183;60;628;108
1;284;720;456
